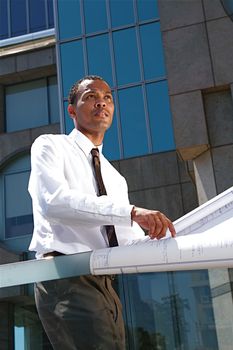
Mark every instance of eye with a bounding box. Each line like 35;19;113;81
86;93;95;100
105;94;113;101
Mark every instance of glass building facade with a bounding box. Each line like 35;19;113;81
1;0;233;349
0;0;54;39
55;0;175;160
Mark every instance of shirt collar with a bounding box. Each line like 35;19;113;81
69;129;103;157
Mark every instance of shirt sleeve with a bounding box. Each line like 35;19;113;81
28;135;133;227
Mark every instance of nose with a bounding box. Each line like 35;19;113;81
94;99;106;108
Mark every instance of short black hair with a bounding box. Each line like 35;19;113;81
68;75;104;105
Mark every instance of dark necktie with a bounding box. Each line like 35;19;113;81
91;148;119;247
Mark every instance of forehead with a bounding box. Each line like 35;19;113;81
78;79;111;95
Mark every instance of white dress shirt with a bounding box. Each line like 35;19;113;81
28;129;145;258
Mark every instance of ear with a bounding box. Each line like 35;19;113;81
67;104;76;119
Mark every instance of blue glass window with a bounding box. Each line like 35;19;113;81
0;0;8;39
110;0;134;27
48;76;60;124
57;0;81;40
48;0;54;27
11;0;27;37
60;40;85;98
86;34;113;86
113;28;141;85
64;100;74;134
140;22;166;79
118;86;149;157
103;92;121;160
146;81;175;152
137;0;159;21
123;270;219;350
29;0;46;32
3;157;32;239
1;0;54;40
5;77;59;132
83;0;108;33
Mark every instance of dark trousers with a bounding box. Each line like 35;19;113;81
35;275;125;350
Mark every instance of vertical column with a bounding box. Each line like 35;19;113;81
0;85;5;133
193;123;233;350
0;302;14;350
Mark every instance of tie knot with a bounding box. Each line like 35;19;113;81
91;148;99;158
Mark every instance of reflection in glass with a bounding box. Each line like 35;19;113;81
1;0;54;39
86;34;113;86
140;22;166;79
48;0;54;27
64;100;75;134
103;92;121;160
221;0;233;20
10;0;27;37
83;0;108;33
0;0;8;39
113;28;141;85
14;304;53;349
29;0;46;33
137;0;159;21
118;86;148;157
4;171;32;238
110;0;134;27
5;77;59;132
123;270;220;350
57;0;81;40
0;269;232;349
6;79;48;132
146;81;175;152
60;40;85;97
48;76;59;124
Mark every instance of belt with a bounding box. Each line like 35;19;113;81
43;251;65;258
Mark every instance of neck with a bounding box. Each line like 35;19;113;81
77;128;104;146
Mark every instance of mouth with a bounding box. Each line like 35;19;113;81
94;109;109;118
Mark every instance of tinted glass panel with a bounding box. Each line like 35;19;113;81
83;0;108;33
146;81;175;152
60;40;85;98
64;100;74;134
29;0;46;32
14;304;52;349
5;77;58;132
140;22;166;79
103;92;121;160
48;76;59;123
57;0;81;39
11;0;27;37
222;0;233;19
48;0;54;27
5;171;33;238
123;270;220;350
118;86;148;157
137;0;159;21
6;79;49;132
87;34;113;86
113;28;141;85
0;0;8;39
110;0;134;27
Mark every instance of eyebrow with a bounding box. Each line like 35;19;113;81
83;88;112;95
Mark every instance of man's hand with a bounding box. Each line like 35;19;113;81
131;206;176;240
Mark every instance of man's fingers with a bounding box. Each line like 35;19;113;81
168;221;176;237
148;214;157;238
131;207;176;239
149;213;176;240
149;215;165;239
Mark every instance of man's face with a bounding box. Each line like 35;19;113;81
68;79;114;139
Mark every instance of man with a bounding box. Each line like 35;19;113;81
28;75;176;350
